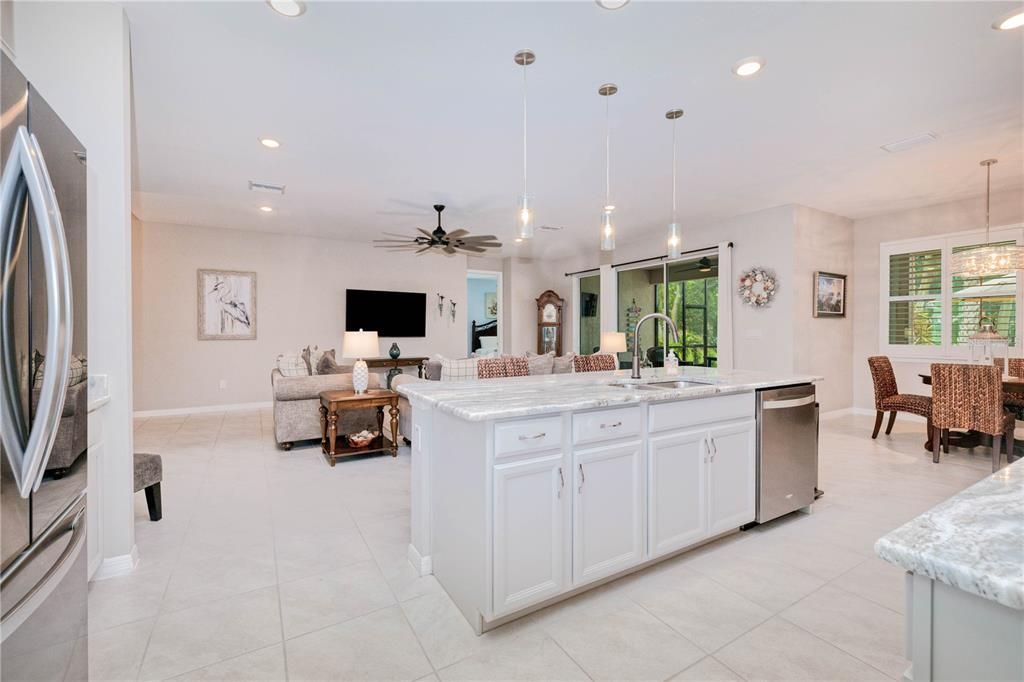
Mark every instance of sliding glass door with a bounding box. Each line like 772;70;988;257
616;254;719;368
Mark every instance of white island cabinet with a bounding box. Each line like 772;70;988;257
399;369;817;633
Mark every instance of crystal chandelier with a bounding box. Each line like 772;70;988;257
949;159;1024;276
665;108;684;258
599;83;618;251
514;50;535;240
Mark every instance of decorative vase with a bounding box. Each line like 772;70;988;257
389;342;401;359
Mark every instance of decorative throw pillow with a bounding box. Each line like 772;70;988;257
301;345;328;376
277;353;308;377
523;351;555;375
30;352;88;386
552;352;577;374
317;350;351;375
505;356;530;377
440;357;479;382
477;357;507;379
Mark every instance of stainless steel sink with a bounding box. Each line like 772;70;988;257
608;383;665;391
645;380;716;390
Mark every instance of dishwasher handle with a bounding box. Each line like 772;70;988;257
761;394;816;410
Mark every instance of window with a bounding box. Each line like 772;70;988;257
880;227;1023;357
616;254;719;368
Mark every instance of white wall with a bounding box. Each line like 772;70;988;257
6;2;136;569
851;188;1024;410
793;206;855;412
133;220;472;412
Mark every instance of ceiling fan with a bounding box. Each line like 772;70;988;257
373;204;502;255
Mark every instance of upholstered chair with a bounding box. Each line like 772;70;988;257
572;353;618;373
867;356;933;439
930;363;1015;471
1005;358;1024;421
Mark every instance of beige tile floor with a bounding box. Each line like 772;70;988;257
90;410;999;681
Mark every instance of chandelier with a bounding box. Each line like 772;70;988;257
949;159;1024;276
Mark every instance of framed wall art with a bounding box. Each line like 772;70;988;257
813;271;846;318
197;269;257;340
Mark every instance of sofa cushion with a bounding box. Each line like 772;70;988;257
277;352;309;377
273;372;380;401
441;357;478;382
524;351;555;375
31;352;88;386
553;352;577;374
317;350;352;375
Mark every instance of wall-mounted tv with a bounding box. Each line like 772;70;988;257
345;289;426;337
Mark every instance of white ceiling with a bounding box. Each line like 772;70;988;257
126;1;1024;260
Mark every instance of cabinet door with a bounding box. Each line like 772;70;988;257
493;454;567;615
648;429;707;557
573;441;644;585
707;420;756;535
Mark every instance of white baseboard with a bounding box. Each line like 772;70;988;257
91;545;139;581
407;542;432;576
134;400;272;418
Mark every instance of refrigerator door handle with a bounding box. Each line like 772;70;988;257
0;492;86;639
0;126;72;497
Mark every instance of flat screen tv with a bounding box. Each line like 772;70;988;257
345;289;426;337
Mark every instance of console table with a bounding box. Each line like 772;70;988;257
365;356;428;388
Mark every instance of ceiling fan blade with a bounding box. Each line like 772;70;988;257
455;245;486;253
381;231;419;239
417;228;435;239
460;240;502;248
443;245;457;255
415;245;433;254
373;239;417;243
446;229;469;239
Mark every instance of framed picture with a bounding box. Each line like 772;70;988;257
484;291;498;319
813;271;846;318
197;269;257;340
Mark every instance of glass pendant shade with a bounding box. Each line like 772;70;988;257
950;243;1024;277
516;194;535;239
600;207;616;251
667;222;682;259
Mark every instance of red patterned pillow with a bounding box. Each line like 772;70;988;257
477;358;507;379
591;354;617;371
505;356;529;377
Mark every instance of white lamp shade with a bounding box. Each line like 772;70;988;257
342;330;379;359
600;331;627;354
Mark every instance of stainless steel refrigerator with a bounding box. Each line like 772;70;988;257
1;51;89;680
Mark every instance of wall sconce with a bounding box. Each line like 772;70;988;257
437;293;445;317
450;300;457;323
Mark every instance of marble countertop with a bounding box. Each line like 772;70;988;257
88;373;110;412
396;367;821;421
875;459;1024;610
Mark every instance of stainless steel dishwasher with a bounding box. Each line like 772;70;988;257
754;384;818;524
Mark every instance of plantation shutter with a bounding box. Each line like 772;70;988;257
887;249;942;346
951;241;1017;346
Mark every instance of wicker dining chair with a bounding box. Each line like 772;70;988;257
1005;358;1024;422
867;356;933;439
930;363;1016;471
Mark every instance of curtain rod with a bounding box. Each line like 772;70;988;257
564;242;733;277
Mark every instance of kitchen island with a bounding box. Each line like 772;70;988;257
875;459;1023;681
397;367;820;633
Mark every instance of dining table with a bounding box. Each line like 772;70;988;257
918;372;1023;456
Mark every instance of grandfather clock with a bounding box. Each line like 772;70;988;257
536;290;564;356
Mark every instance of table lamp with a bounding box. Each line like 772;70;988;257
600;331;627;355
343;329;379;394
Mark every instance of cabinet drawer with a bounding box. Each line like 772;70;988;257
649;392;754;433
573;406;642;446
495;417;562;458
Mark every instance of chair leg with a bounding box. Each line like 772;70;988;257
872;411;884;439
144;482;162;522
942;428;950;454
991;436;1003;473
885;411;897;435
932;426;942;463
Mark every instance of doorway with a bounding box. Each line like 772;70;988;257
467;271;502;356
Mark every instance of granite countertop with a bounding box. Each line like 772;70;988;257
87;373;110;412
396;367;821;421
875;459;1024;610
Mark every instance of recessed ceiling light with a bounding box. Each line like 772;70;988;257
267;0;305;18
595;0;630;9
992;9;1024;30
259;206;274;213
259;137;281;149
732;57;765;78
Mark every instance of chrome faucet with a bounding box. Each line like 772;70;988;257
632;313;679;380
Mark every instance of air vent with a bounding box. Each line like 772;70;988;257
881;133;936;154
538;225;563;232
248;180;286;195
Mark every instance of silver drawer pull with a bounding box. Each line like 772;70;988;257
518;432;546;441
600;421;623;429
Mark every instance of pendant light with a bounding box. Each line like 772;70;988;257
665;108;684;258
950;159;1024;276
599;83;618;251
514;49;535;240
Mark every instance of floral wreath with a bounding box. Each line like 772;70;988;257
738;267;777;307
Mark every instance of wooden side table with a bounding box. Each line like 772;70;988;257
318;389;400;466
